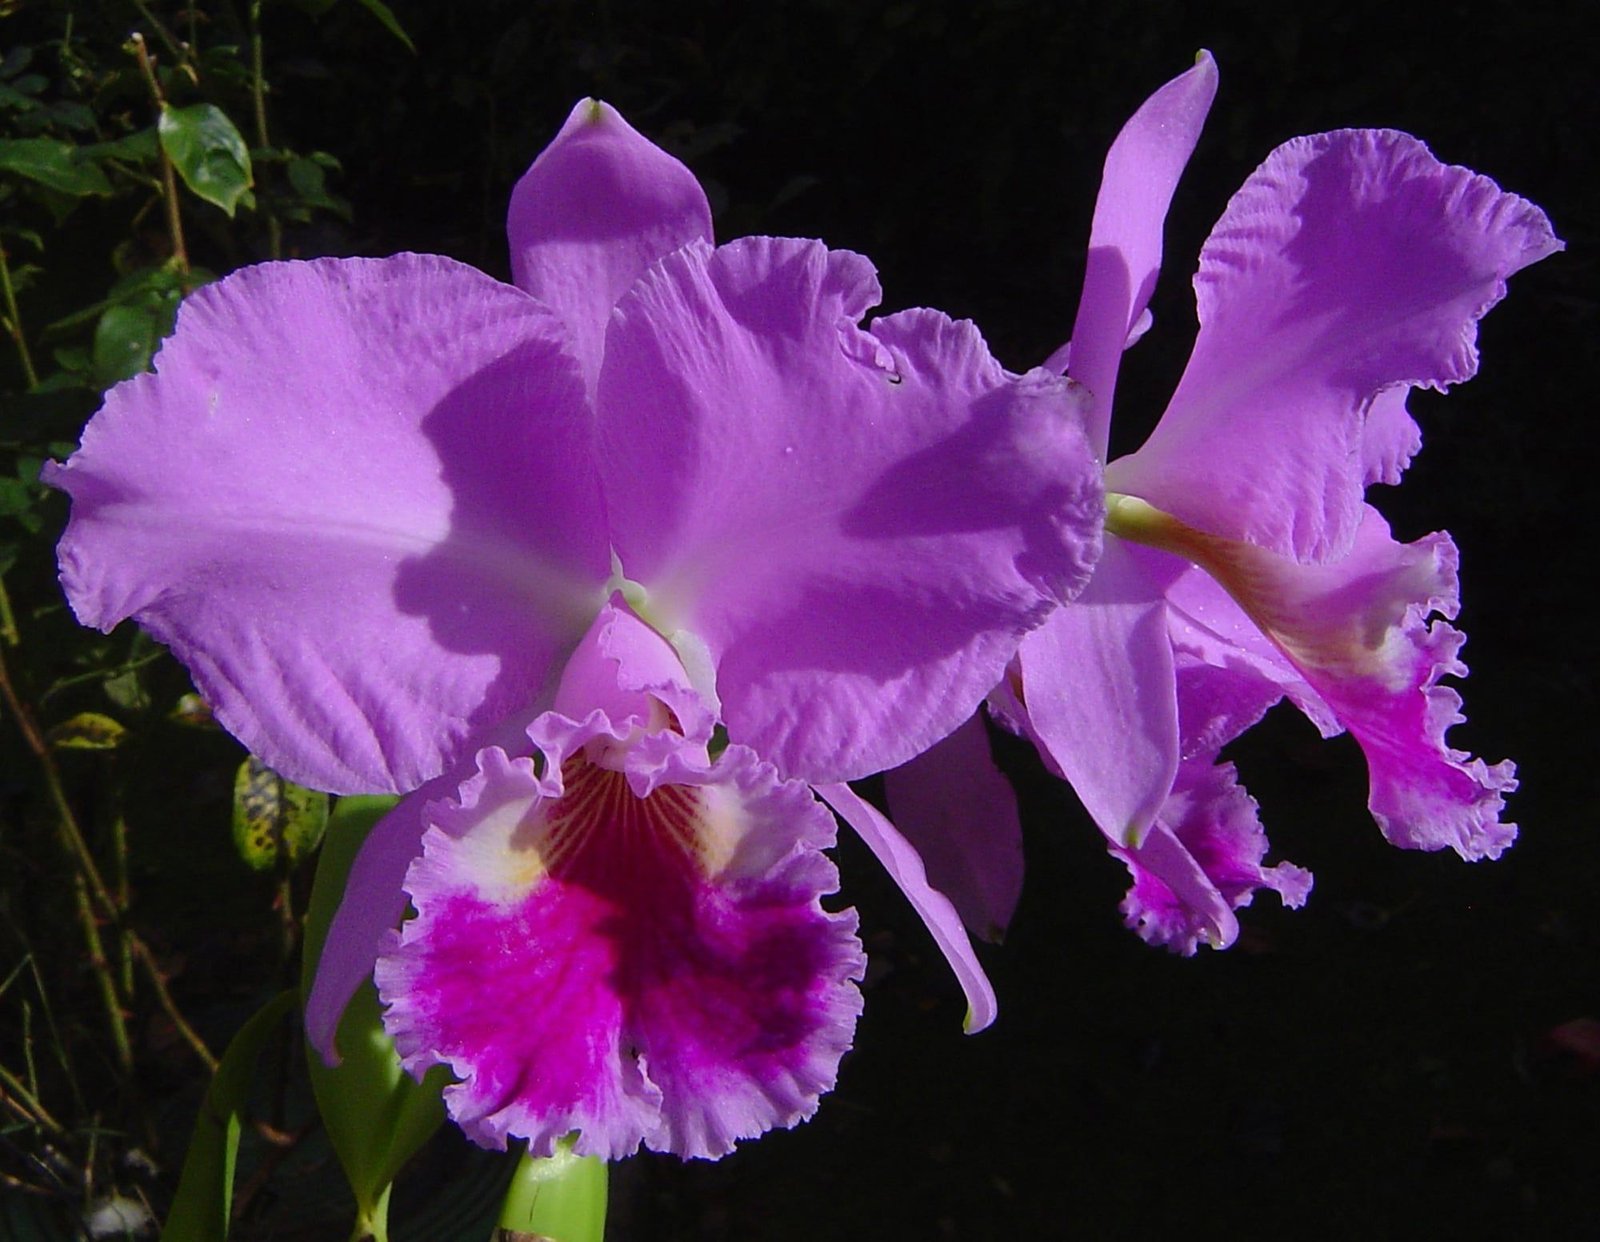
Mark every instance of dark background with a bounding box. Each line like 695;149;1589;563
9;1;1600;1238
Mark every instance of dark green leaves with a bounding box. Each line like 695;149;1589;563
0;137;113;196
158;103;254;217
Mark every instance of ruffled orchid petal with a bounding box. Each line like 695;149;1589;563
599;236;1103;784
47;256;608;794
1067;51;1218;456
1110;129;1562;562
376;723;863;1160
305;701;561;1062
508;99;714;396
1115;496;1515;859
816;782;997;1034
882;711;1024;944
1015;539;1181;849
1114;757;1311;954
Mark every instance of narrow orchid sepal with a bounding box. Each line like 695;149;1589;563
882;711;1023;944
816;782;997;1034
1067;50;1217;456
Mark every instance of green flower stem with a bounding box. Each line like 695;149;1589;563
130;34;190;274
495;1142;608;1242
0;243;39;390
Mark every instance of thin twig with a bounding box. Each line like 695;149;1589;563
130;939;217;1073
128;0;184;61
0;1063;64;1135
0;244;40;389
129;34;189;274
248;1;283;260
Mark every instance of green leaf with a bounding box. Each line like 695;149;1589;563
83;127;160;167
496;1142;608;1242
0;137;112;196
303;796;446;1239
231;756;329;871
91;300;167;388
158;103;254;217
160;990;296;1242
46;711;127;750
348;0;417;53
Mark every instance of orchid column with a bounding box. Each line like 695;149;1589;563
47;100;1104;1158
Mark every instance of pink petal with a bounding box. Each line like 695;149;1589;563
816;783;997;1034
1015;539;1181;849
598;235;1103;784
1143;502;1517;860
47;256;609;794
377;729;863;1160
1066;51;1218;456
507;99;714;397
882;711;1024;944
1114;757;1311;955
1110;129;1562;562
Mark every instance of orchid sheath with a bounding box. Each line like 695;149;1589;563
47;100;1102;1157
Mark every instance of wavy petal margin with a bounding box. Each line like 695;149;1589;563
47;255;608;794
377;728;863;1160
599;236;1102;784
1111;129;1561;563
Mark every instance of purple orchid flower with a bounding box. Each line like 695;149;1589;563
46;101;1103;1158
894;54;1561;955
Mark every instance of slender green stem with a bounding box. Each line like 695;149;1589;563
0;576;20;648
130;34;189;274
0;1062;63;1135
73;873;132;1075
0;244;40;389
248;2;283;259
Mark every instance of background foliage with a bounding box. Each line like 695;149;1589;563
1;1;1595;1238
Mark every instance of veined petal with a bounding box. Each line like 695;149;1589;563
882;711;1024;944
817;782;997;1034
1067;51;1217;457
1164;558;1339;744
1015;539;1181;850
376;730;863;1160
1112;496;1515;859
1113;757;1311;955
599;236;1102;784
47;256;609;794
1110;129;1561;562
508;99;714;397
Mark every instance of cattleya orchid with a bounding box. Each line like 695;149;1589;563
900;53;1561;953
47;101;1104;1157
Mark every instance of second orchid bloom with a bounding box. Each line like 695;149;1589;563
903;53;1559;955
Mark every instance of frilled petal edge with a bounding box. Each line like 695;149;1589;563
47;255;609;794
599;235;1103;784
377;732;864;1160
1110;128;1561;563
